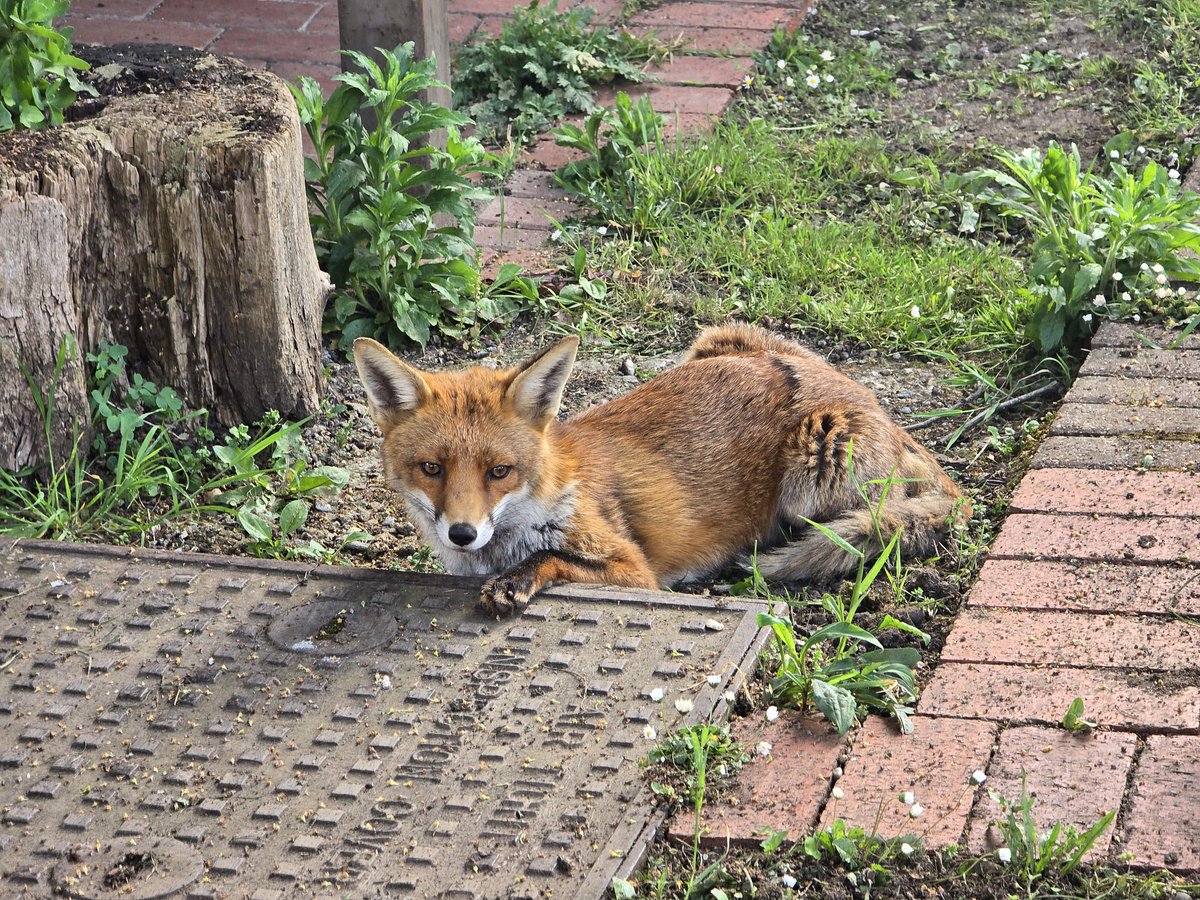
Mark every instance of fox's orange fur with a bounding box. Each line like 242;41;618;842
354;324;968;616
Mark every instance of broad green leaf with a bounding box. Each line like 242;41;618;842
279;499;309;536
237;506;274;542
811;679;858;736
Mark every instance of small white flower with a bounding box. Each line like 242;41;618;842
1111;270;1123;282
379;674;392;690
910;304;920;318
1169;168;1181;180
756;740;773;756
1137;145;1146;155
742;74;755;88
805;73;821;88
909;803;925;818
824;73;834;83
674;698;694;714
1083;313;1094;323
707;674;721;686
1180;287;1188;296
1157;273;1168;284
785;76;795;87
821;49;835;62
1121;291;1131;302
1157;287;1170;299
782;873;798;889
971;770;987;784
901;791;914;805
550;229;563;243
1153;263;1165;274
723;690;736;703
831;785;845;799
900;842;915;856
1110;149;1120;159
649;687;665;702
1133;313;1141;322
596;225;608;236
997;847;1012;864
643;724;657;740
1141;262;1150;271
1093;295;1106;307
766;705;780;722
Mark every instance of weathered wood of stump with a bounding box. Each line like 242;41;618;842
0;46;330;472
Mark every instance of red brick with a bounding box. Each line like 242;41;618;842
1050;403;1200;437
1068;375;1200;408
66;15;223;48
1010;468;1200;517
919;662;1200;733
473;14;507;38
1091;322;1200;351
478;196;580;229
210;25;339;64
940;609;1200;670
153;0;319;28
1122;735;1200;869
967;727;1133;859
451;0;522;14
628;25;779;56
966;559;1200;616
449;12;481;44
501;169;569;200
820;716;996;848
990;513;1200;563
672;713;845;847
269;61;340;96
520;136;585;171
630;2;801;32
660;111;719;139
474;225;554;252
303;3;338;35
647;55;755;88
1032;435;1200;471
479;247;558;280
68;0;157;17
1080;346;1200;380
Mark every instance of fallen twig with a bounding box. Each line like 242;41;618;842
942;380;1062;447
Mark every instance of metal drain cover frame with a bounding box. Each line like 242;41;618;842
0;539;767;898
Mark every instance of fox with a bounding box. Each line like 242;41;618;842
353;323;969;617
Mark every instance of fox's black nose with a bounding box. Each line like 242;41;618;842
448;523;477;547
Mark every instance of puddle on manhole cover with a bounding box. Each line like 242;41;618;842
0;540;766;898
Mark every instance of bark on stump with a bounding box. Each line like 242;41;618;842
0;46;330;472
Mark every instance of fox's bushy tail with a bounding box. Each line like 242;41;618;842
755;492;963;583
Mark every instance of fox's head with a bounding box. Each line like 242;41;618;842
353;336;579;568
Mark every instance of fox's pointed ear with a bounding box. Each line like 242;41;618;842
506;336;579;429
353;338;431;429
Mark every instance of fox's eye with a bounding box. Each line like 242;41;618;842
420;462;442;477
488;465;512;480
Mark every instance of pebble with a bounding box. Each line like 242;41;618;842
345;541;372;555
619;358;636;376
382;517;396;527
900;406;912;415
315;502;333;513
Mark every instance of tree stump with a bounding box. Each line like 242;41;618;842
0;45;330;472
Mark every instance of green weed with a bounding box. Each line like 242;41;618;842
968;137;1200;355
453;0;668;144
0;0;95;130
292;44;539;349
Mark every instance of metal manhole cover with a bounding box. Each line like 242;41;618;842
0;539;766;898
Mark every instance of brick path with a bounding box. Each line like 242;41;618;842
63;0;809;271
58;0;1200;875
697;319;1200;872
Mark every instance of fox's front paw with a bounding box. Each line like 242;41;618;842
479;571;535;617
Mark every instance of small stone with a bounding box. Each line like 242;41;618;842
620;359;636;376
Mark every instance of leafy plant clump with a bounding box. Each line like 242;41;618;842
292;44;538;349
0;0;95;131
968;137;1200;355
454;0;661;144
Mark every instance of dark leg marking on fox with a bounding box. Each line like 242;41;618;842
479;550;608;617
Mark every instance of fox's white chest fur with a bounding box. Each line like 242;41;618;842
403;483;579;577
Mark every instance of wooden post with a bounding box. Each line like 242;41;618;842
337;0;452;115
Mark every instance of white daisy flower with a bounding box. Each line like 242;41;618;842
785;76;795;87
900;842;915;855
805;73;821;88
643;724;656;740
674;698;694;714
649;687;665;702
997;847;1012;863
756;741;773;756
971;770;987;784
766;705;780;722
707;674;721;686
831;785;844;799
901;791;914;805
777;59;787;70
821;49;835;61
1111;270;1123;282
909;803;925;818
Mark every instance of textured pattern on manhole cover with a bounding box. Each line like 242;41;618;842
0;540;765;898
